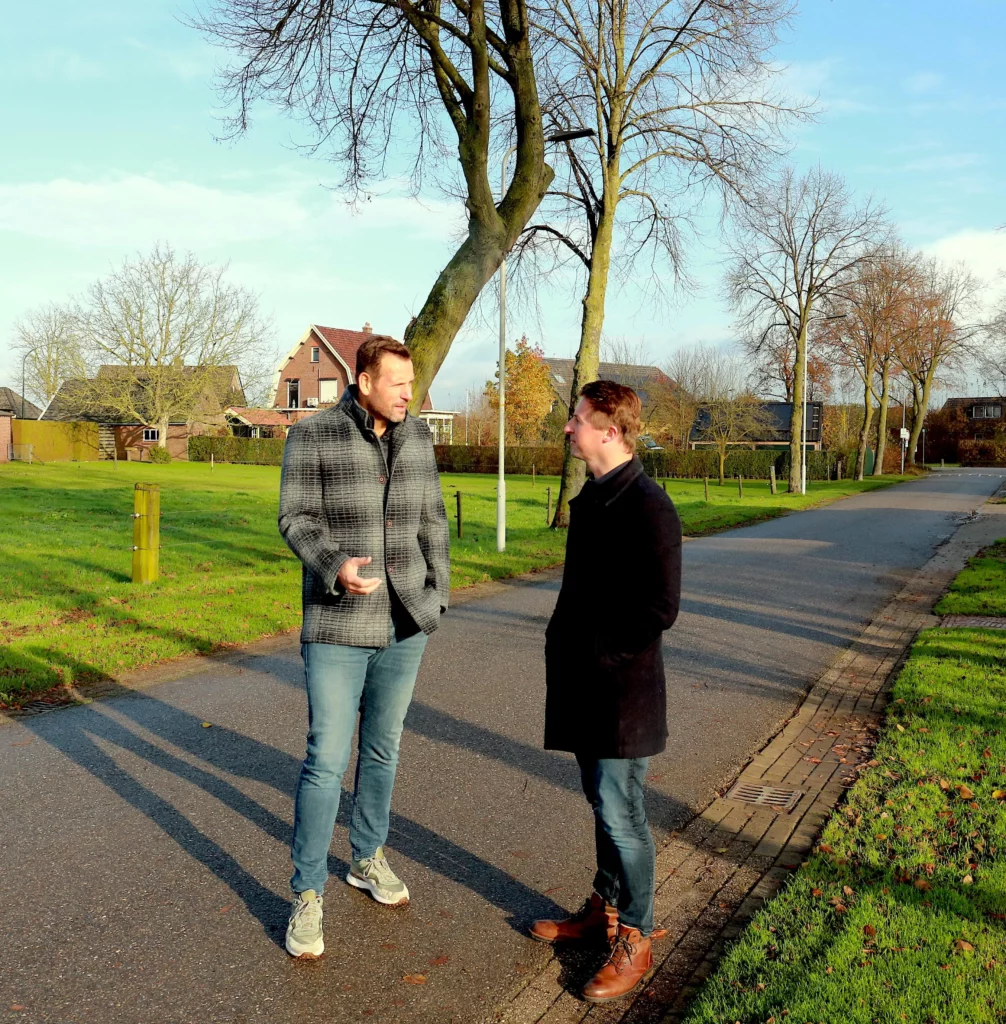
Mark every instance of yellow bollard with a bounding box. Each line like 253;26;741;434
132;482;160;584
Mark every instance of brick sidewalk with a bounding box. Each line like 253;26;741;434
488;504;1006;1024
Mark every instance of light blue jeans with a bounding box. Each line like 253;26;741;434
290;630;428;894
576;755;655;934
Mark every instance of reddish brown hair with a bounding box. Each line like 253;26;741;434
356;335;411;379
579;380;642;452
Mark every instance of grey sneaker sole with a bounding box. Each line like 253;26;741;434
346;871;410;906
285;931;324;958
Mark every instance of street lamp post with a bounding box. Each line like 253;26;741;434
496;127;595;552
799;313;846;495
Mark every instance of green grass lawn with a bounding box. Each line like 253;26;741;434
0;461;908;706
937;540;1006;617
683;548;1006;1023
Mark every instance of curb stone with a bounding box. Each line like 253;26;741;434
486;502;1006;1024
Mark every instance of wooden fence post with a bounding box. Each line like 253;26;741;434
532;464;536;486
455;490;463;539
546;486;551;524
836;459;842;481
737;474;744;499
211;452;214;472
132;482;160;584
703;477;709;502
769;465;777;495
662;480;667;493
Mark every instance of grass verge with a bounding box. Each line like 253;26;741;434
0;461;907;706
683;544;1006;1024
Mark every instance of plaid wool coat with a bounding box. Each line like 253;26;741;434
278;388;450;647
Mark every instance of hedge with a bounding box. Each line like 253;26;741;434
434;445;564;475
959;439;1006;467
188;435;286;466
435;444;853;480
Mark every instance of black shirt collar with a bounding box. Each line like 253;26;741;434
579;456;643;506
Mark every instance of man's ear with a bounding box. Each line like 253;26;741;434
358;371;372;396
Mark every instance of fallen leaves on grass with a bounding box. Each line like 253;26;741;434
403;974;427;985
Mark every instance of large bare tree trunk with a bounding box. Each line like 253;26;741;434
787;320;808;492
855;382;874;480
908;372;934;465
872;368;891;476
551;191;616;528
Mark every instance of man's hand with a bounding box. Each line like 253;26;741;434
337;556;382;595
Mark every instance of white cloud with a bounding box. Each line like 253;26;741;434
902;72;944;95
0;176;308;248
0;174;467;251
923;228;1006;287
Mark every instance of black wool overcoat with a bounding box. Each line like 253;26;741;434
544;457;682;759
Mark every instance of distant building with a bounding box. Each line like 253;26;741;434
270;323;455;443
690;401;824;451
942;396;1005;424
41;365;243;460
541;358;676;415
0;387;42;420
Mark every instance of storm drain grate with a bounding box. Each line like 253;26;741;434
726;782;803;813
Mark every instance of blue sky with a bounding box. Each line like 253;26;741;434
2;0;1004;409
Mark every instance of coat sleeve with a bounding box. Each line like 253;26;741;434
601;493;682;661
417;435;451;613
278;423;348;591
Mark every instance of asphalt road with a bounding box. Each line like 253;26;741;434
3;469;1004;1024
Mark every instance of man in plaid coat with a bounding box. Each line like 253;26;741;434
278;335;450;958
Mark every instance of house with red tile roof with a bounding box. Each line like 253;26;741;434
270;323;455;442
225;407;292;438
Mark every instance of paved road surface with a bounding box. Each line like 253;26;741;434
3;470;1004;1024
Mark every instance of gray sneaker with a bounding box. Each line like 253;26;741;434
346;846;410;906
285;889;324;958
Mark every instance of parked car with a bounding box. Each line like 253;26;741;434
638;434;663;451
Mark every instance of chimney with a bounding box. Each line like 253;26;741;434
362;322;373;333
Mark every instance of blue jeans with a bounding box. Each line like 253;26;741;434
576;755;655;934
290;630;428;894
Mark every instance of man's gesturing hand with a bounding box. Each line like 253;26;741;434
337;556;382;595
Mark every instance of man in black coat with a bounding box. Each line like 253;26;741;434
530;380;682;1003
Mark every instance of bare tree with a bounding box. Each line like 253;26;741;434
687;347;773;483
11;303;86;408
728;165;886;490
509;0;798;525
194;0;557;410
817;249;917;478
600;334;651;366
897;257;982;463
75;246;270;447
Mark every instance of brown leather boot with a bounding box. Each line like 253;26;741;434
581;924;653;1003
529;892;618;945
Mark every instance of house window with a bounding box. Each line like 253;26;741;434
971;404;1002;419
311;347;320;363
287;380;300;408
143;428;160;442
319;379;339;404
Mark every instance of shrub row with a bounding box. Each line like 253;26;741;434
436;444;855;480
434;445;565;475
188;435;286;466
638;447;850;481
959;439;1006;467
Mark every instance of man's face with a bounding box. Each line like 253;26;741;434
565;397;610;463
358;355;414;423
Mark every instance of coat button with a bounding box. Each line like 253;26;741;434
386;518;393;528
378;475;387;484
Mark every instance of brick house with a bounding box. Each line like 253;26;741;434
271;323;456;443
41;366;244;460
0;411;11;462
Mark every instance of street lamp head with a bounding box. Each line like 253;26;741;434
546;128;596;144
